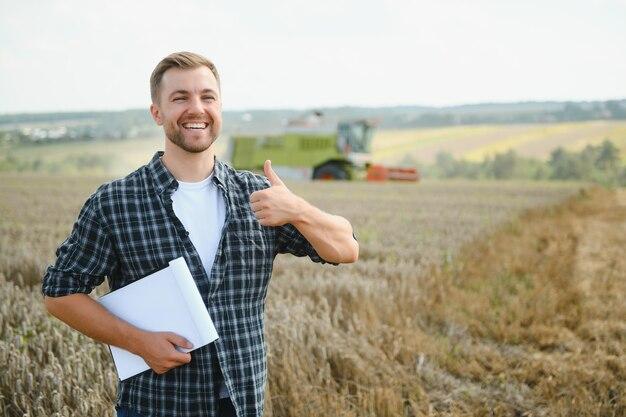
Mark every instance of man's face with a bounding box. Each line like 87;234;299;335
150;66;222;153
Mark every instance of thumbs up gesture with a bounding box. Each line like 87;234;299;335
263;159;284;187
249;160;305;226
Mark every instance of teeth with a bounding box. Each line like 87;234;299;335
182;122;207;129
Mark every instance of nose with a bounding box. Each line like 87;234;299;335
188;95;204;114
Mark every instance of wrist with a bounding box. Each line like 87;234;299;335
291;196;315;226
124;324;148;356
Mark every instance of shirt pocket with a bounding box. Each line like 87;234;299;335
228;226;274;300
232;227;271;269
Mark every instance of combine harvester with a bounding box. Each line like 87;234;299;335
227;112;419;182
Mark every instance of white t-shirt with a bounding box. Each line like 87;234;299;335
171;172;226;277
171;172;230;398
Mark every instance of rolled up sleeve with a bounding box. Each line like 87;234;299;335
41;192;118;297
276;224;358;266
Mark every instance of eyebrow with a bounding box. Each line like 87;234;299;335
168;89;218;99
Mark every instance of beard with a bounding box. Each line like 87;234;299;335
164;122;218;153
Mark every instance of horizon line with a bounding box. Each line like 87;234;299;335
1;97;626;117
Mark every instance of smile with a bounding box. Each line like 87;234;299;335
182;122;208;130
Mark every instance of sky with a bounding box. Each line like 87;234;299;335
0;0;625;114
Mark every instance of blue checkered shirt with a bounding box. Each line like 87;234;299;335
41;151;341;417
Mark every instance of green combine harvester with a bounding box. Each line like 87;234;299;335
227;114;418;181
228;118;373;180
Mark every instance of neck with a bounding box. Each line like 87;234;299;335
161;141;216;182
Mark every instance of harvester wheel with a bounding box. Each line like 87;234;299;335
313;164;348;180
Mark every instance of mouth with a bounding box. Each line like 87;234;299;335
181;122;209;130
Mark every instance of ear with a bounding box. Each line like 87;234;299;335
150;103;163;126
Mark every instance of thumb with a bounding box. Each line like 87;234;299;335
165;332;193;349
264;160;284;186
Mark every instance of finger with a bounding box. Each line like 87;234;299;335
172;352;192;364
250;201;263;212
165;332;193;349
258;217;272;227
264;160;284;186
249;190;262;203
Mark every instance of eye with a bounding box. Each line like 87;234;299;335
202;96;216;101
173;97;185;102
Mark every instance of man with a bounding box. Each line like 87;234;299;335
41;52;359;417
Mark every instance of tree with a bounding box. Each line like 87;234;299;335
435;151;457;178
549;147;570;179
596;140;620;171
491;150;518;179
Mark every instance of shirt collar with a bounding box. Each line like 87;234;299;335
148;151;229;195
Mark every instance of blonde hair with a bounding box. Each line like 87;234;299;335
150;52;221;103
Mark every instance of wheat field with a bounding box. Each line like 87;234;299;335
372;121;626;165
1;173;624;416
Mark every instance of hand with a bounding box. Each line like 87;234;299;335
249;160;305;227
136;331;193;375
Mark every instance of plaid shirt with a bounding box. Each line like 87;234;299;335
42;151;341;417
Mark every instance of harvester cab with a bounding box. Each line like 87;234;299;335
336;119;375;167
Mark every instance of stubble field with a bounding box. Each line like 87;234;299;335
0;173;624;416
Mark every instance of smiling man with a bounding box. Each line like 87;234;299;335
41;52;359;417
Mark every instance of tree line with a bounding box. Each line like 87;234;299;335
393;100;626;128
423;140;625;186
